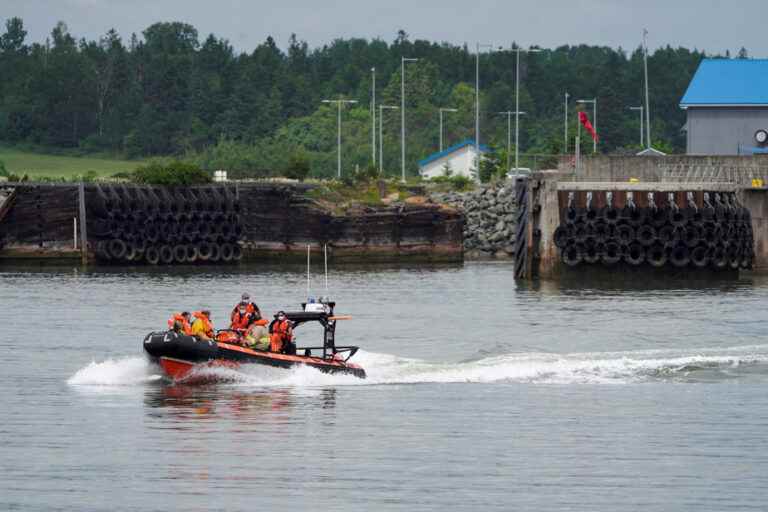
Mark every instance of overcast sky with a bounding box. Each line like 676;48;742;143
5;0;766;57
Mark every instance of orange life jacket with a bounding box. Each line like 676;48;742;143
167;313;192;335
192;311;214;337
230;310;252;330
270;319;293;353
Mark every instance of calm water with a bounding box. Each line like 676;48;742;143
2;262;768;511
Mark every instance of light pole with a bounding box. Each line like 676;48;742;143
371;67;376;166
498;110;525;173
476;43;495;180
629;106;644;146
439;108;458;152
576;98;597;153
401;57;418;183
643;29;651;149
512;46;542;170
564;91;570;154
379;105;398;175
322;98;358;179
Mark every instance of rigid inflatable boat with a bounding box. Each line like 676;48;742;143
143;303;366;380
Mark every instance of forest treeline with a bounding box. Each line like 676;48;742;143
0;17;727;178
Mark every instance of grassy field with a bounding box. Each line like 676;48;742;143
0;146;141;179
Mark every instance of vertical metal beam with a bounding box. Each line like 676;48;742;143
78;182;88;265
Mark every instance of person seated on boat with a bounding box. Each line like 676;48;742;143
229;301;254;331
190;310;214;341
245;315;271;351
167;311;192;335
231;293;261;325
269;311;296;355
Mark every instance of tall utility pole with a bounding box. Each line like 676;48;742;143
498;111;525;173
401;57;418;183
577;98;597;153
629;106;644;146
564;92;570;154
643;29;651;149
439;108;458;152
512;46;542;170
379;105;398;175
322;99;358;178
371;67;376;166
476;43;494;180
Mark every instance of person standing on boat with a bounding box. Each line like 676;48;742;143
190;310;214;341
270;312;295;354
167;311;192;335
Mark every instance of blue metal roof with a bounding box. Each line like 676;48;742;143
418;139;490;167
680;59;768;108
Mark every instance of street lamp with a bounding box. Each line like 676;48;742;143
476;43;496;180
322;98;358;179
401;57;418;183
379;105;399;175
512;46;542;170
439;108;458;152
576;98;597;153
643;29;651;149
498;111;525;173
564;91;570;154
371;67;376;166
628;106;644;146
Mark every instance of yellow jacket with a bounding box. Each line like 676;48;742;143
190;318;212;339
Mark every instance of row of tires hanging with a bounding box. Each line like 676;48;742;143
87;184;244;265
553;191;754;270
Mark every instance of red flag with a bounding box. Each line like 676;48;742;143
578;111;599;142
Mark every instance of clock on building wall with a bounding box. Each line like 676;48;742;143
756;129;768;145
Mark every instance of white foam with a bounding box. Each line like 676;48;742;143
67;356;162;386
67;345;768;388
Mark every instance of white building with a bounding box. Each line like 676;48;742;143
418;139;489;180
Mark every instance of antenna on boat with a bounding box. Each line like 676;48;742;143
306;244;311;299
324;243;329;296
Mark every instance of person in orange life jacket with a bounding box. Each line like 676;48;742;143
190;310;214;341
167;311;192;335
229;301;253;331
269;311;295;354
231;293;261;325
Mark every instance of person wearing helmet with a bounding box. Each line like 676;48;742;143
231;293;261;325
190;310;214;341
269;311;295;354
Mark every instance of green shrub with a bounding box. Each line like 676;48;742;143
0;159;7;177
133;160;211;186
284;152;311;181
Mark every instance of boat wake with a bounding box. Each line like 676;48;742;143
68;344;768;388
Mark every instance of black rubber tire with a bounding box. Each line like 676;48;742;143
554;226;571;249
601;242;622;265
173;244;188;264
669;244;690;268
563;207;581;225
145;246;160;265
623;206;646;227
232;243;243;261
616;225;635;246
658;225;676;246
197;241;213;261
682;226;701;248
186;244;199;263
690;244;709;268
108;239;127;260
583;243;602;264
602;206;620;225
562;243;582;267
220;243;234;262
593;221;609;243
624;242;645;266
670;207;688;228
159;245;174;265
145;223;160;244
636;225;657;247
710;245;728;270
585;207;601;225
646;243;668;268
209;243;221;262
574;224;588;244
132;239;147;256
124;243;137;262
649;207;669;228
728;248;741;270
95;240;112;261
702;224;718;247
